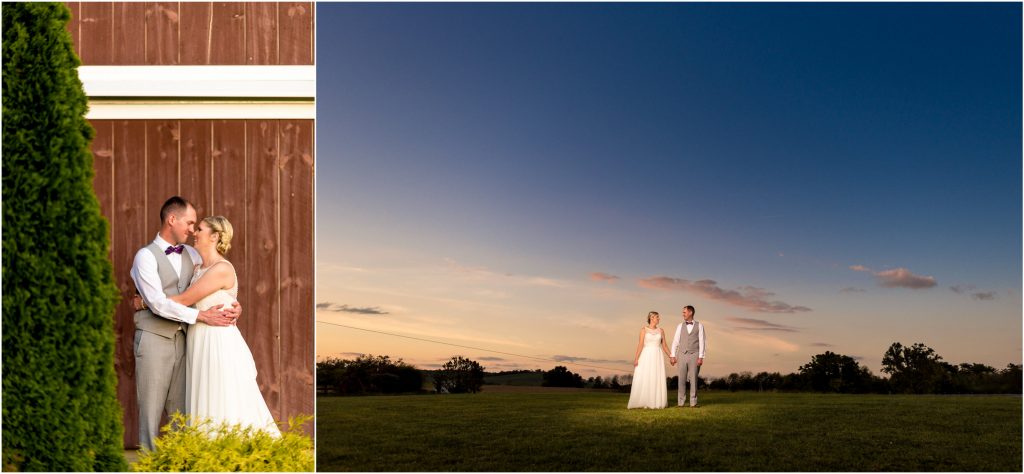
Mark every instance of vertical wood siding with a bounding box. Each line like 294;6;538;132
67;2;314;65
66;2;316;447
88;119;314;448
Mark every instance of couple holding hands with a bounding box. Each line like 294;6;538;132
627;306;707;409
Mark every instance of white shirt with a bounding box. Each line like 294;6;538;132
130;233;202;324
670;320;706;359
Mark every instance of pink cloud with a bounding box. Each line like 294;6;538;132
637;276;812;314
875;268;937;289
850;265;937;289
725;317;799;332
589;272;620;282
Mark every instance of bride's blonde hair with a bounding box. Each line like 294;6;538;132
202;216;233;256
647;311;659;323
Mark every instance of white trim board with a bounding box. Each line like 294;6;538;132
78;65;315;98
86;100;315;119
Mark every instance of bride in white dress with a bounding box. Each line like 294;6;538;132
627;311;671;409
168;216;280;435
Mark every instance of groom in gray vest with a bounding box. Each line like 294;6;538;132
129;196;239;451
669;305;706;407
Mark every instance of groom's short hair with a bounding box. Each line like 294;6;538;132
160;196;192;223
684;305;695;315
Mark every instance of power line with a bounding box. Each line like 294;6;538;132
317;320;632;373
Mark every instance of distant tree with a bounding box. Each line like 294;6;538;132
433;356;485;394
591;376;608;389
542;366;585;388
753;372;783;392
945;362;1022;394
799;351;874;393
316;355;423;395
609;375;621;390
668;375;679;390
708;376;727;391
882;342;951;394
779;372;807;391
998;364;1022;393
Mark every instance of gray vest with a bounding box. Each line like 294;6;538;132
133;243;194;338
679;321;700;354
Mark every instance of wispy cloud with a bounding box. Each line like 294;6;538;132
972;291;997;301
850;265;937;289
316;351;366;361
949;284;975;294
445;258;570;288
950;285;997;301
725;317;799;333
317;302;389;315
810;342;833;347
590;272;621;282
840;287;867;294
876;268;937;289
725;330;801;353
637;277;812;313
477;356;506;361
551;354;631;366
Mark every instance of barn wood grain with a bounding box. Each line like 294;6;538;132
111;120;148;448
112;3;146;64
278;2;313;65
179;120;213;218
245;120;283;420
245;2;278;65
145;2;179;65
279;120;315;431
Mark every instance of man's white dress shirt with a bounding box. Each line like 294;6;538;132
130;234;202;324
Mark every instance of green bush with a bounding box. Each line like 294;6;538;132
132;413;314;472
2;2;126;471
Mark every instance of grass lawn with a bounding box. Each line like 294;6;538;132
316;389;1021;471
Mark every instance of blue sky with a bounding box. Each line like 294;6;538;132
316;3;1021;378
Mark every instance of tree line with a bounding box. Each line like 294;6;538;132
707;343;1021;394
317;355;486;395
316;342;1021;396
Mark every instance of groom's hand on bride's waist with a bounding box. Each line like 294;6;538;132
197;305;237;327
225;302;242;323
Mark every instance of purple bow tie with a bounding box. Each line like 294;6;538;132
686;321;694;325
165;245;184;255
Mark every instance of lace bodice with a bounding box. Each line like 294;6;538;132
190;260;238;312
643;329;662;347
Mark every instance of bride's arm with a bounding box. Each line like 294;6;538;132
169;264;233;307
633;328;644;366
660;328;672;357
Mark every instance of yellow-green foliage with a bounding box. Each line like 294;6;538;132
132;413;314;472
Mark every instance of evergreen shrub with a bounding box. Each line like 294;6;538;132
2;2;126;471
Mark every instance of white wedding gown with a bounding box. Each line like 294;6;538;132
186;261;280;436
627;329;667;409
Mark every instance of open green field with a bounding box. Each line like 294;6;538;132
317;389;1021;471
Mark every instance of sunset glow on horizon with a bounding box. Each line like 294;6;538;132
316;3;1022;380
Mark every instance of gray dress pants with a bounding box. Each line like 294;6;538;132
134;328;187;451
677;352;700;407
